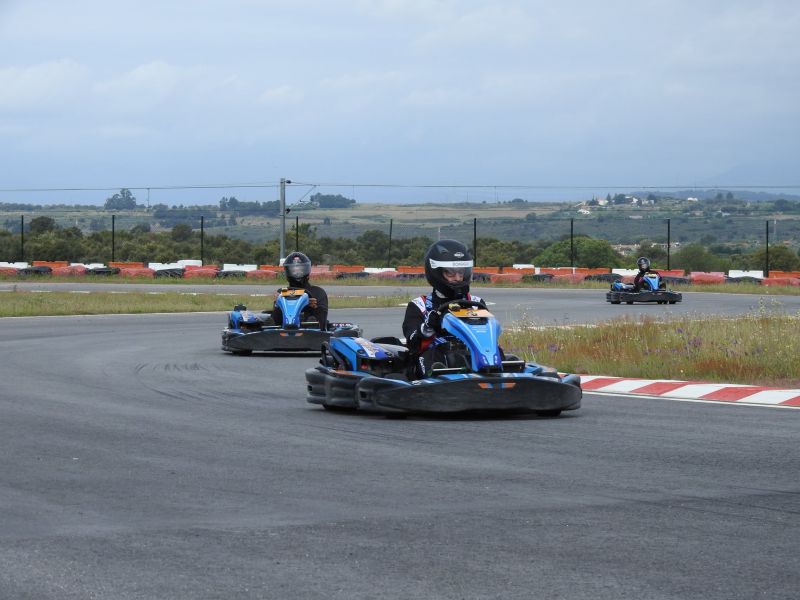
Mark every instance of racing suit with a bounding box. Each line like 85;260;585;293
271;284;329;329
402;290;482;379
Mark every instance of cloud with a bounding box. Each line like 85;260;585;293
257;84;305;106
0;59;90;112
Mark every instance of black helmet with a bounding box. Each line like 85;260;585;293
283;251;311;286
424;239;473;298
637;257;651;271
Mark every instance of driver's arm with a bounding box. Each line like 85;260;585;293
403;303;429;353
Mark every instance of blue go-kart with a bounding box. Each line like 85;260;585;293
222;287;361;355
606;272;682;305
305;298;582;417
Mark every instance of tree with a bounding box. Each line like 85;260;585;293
310;193;355;209
130;222;151;234
746;245;800;272
633;241;667;265
171;223;193;242
533;237;624;268
28;216;58;234
671;243;730;272
104;188;137;210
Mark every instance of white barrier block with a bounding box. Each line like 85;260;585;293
222;263;258;272
728;270;763;279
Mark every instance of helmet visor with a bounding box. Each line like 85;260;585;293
287;263;309;279
441;267;466;281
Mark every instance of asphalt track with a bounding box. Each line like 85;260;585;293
1;285;799;599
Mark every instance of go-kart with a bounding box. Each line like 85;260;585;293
305;298;582;417
221;287;361;355
606;272;682;305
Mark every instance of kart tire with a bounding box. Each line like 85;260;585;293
536;409;562;418
232;349;252;356
669;301;677;304
611;300;621;304
626;301;633;304
322;404;354;412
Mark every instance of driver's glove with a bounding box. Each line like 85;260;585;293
421;310;442;337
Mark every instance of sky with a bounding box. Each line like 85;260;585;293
1;0;799;206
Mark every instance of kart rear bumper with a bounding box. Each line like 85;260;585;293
306;368;582;415
223;328;329;352
606;290;682;304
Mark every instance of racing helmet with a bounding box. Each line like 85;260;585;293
283;251;311;287
424;239;473;298
637;257;651;271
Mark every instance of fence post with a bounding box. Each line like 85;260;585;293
295;215;299;251
570;218;574;268
386;219;393;268
200;215;205;264
19;215;24;262
111;214;116;263
473;218;477;266
667;218;671;270
765;220;770;278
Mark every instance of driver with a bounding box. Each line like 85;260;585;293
633;256;659;291
270;251;329;329
402;239;482;378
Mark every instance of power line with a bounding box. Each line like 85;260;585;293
2;182;800;193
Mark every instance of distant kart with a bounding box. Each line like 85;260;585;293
606;272;682;305
221;287;361;355
305;298;582;417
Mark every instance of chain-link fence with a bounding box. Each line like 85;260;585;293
2;204;800;269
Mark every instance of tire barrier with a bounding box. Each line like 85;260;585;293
1;261;798;286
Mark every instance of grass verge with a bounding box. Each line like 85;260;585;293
3;289;798;387
0;290;407;317
503;302;800;387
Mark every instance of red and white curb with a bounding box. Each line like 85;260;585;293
580;375;800;408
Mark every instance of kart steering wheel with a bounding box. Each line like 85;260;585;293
443;298;488;312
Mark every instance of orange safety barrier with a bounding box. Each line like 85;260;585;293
0;267;18;275
397;265;424;273
538;267;575;275
762;277;800;287
119;267;155;278
332;265;365;273
51;265;88;277
474;267;501;274
767;271;800;278
258;265;282;271
689;272;726;284
32;260;69;267
572;267;610;275
511;267;537;274
660;269;687;276
183;267;220;278
109;261;145;268
246;270;278;279
489;272;523;283
552;273;588;284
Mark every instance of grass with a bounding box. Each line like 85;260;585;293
503;299;800;387
0;289;408;317
2;285;798;387
3;273;800;295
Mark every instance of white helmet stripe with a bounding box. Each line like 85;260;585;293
429;259;473;269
